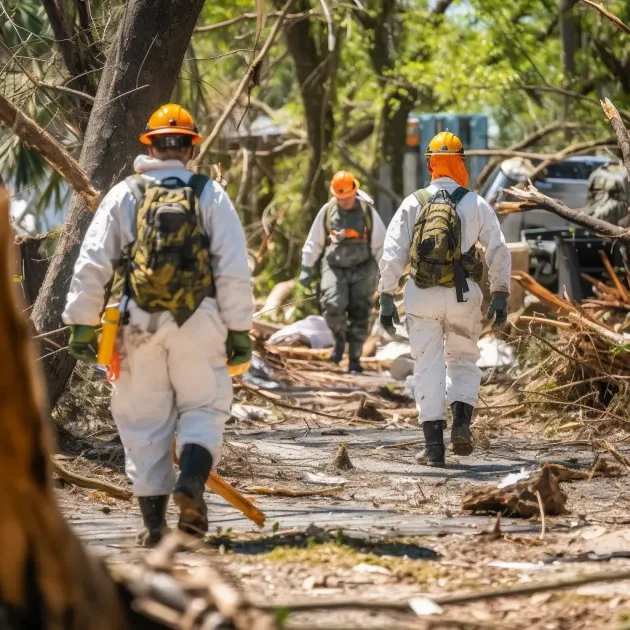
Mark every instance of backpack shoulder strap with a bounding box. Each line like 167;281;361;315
449;186;470;206
413;188;432;207
360;200;373;238
187;173;211;200
125;175;146;206
323;199;336;234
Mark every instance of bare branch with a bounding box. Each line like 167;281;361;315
582;0;630;35
496;184;630;242
474;121;581;189
526;137;616;182
336;142;403;205
194;10;320;33
0;93;100;209
192;0;294;169
601;98;630;181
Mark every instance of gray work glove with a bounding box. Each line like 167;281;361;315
299;265;315;290
487;292;509;328
379;293;400;335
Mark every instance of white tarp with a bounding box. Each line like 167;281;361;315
267;315;335;349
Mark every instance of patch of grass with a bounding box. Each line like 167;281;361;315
265;542;445;583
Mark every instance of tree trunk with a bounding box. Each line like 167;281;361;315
274;0;336;220
559;0;578;125
0;188;126;630
31;0;205;409
381;87;418;196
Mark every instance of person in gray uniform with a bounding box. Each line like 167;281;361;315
299;171;386;372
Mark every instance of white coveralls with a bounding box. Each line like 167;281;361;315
63;156;254;496
378;177;511;423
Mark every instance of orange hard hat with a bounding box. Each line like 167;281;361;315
139;104;202;146
330;171;359;200
424;131;465;157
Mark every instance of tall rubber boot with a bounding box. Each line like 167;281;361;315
136;495;169;547
451;401;474;456
330;338;345;364
173;444;212;537
415;420;446;467
348;359;364;374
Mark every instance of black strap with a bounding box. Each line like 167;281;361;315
449;186;469;206
453;260;469;303
188;173;210;199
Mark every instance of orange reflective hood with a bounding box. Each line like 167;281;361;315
429;154;469;188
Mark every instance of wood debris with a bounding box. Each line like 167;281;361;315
462;464;568;517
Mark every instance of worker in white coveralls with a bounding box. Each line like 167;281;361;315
299;171;386;373
378;132;511;466
62;104;254;546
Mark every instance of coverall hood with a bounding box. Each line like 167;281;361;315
429;154;469;188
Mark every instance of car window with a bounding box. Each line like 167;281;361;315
544;161;607;180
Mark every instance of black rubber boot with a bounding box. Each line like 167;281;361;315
415;420;446;466
136;495;169;547
330;338;345;364
173;444;212;537
451;401;474;456
348;359;364;373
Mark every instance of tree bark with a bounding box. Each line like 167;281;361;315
0;188;125;630
31;0;205;409
274;0;336;219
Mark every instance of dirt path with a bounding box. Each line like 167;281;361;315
56;366;630;629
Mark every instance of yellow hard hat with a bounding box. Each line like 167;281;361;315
139;103;202;146
424;131;465;157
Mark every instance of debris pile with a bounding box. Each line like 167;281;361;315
513;265;630;428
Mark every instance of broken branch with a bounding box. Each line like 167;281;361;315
582;0;630;35
51;459;132;500
499;185;630;242
192;0;294;169
245;485;344;497
0;93;100;209
601;98;630;182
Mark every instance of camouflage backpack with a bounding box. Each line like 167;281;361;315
122;174;215;326
410;187;483;302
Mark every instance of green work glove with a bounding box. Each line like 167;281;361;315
226;330;253;366
487;292;509;329
68;325;99;364
379;293;400;335
298;265;315;290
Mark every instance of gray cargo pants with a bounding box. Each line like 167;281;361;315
320;258;378;361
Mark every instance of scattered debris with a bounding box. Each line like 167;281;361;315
409;597;444;616
51;457;132;501
267;315;334;349
245;485;344;497
303;471;348;485
357;397;385;422
477;336;517;370
331;443;354;471
231;404;273;423
462;464;567;517
352;563;390;575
